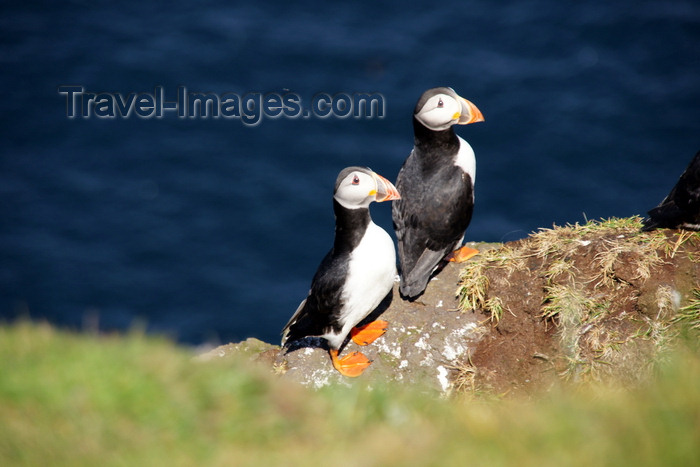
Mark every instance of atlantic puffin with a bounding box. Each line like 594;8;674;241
642;150;700;231
392;87;484;300
282;167;401;377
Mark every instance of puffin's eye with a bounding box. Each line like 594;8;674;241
352;175;360;185
437;98;444;108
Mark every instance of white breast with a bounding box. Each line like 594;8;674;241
323;222;396;349
453;136;476;184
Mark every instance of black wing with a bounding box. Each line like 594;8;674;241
393;154;473;297
643;151;700;231
281;249;349;344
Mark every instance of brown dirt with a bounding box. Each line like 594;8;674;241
464;225;700;395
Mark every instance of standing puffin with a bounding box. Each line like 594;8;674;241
642;150;700;231
282;167;401;377
392;87;484;300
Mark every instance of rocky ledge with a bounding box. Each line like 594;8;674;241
200;218;700;395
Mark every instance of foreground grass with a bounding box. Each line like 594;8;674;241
1;322;699;466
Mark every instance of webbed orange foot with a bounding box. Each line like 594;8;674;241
350;319;388;346
447;246;479;263
330;349;371;377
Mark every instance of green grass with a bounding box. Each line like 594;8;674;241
673;289;700;334
1;322;699;466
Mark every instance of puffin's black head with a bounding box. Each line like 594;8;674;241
333;166;400;210
413;87;484;132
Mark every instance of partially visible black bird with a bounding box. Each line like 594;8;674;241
642;150;700;231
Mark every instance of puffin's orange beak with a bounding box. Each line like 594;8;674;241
457;97;484;125
372;173;401;202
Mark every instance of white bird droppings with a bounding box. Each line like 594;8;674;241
414;334;430;350
437;365;450;392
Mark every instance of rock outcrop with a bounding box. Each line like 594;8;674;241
200;243;495;393
200;220;700;395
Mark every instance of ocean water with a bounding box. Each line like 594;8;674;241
1;0;699;345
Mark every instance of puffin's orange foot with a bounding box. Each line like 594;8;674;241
330;349;372;377
351;319;389;345
447;246;479;263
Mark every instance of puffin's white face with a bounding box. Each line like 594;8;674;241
334;168;400;210
415;93;462;131
414;88;484;131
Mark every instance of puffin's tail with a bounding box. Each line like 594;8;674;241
399;280;429;300
399;266;436;300
281;298;308;346
398;248;447;300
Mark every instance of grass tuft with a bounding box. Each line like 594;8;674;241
457;245;523;322
484;297;505;324
448;355;478;394
673;289;700;334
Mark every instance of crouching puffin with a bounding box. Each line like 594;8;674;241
282;167;401;377
642;150;700;231
392;87;484;300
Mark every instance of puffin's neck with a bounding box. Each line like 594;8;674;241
412;117;460;163
332;199;371;253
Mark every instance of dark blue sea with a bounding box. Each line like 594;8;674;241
2;0;699;345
